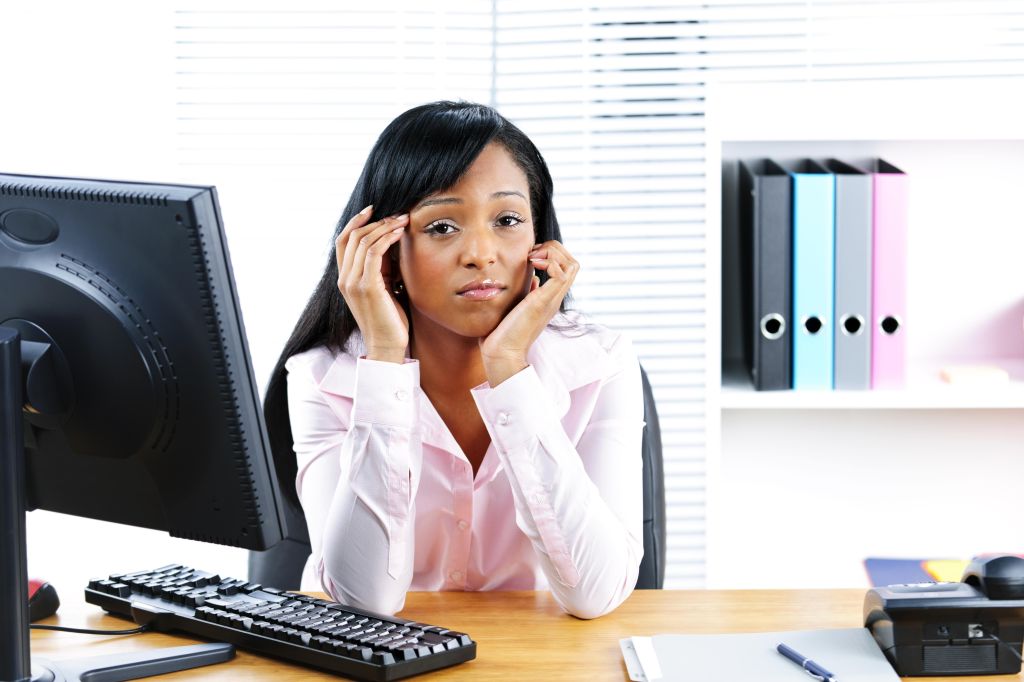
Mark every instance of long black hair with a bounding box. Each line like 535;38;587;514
264;101;566;508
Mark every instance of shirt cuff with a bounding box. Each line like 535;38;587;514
471;364;558;453
351;357;419;428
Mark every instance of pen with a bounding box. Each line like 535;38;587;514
776;643;839;682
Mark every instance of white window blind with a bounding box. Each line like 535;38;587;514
173;0;1024;589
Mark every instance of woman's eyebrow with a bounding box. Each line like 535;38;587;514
413;190;526;211
415;196;461;209
491;190;526;201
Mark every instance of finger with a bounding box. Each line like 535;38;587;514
341;214;407;288
534;240;574;263
361;226;405;293
529;259;576;317
522;262;571;316
530;275;540;292
336;206;375;282
531;254;577;283
536;242;577;277
346;216;408;291
528;240;576;271
336;205;374;255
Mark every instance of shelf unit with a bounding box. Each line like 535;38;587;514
703;79;1024;590
721;360;1024;410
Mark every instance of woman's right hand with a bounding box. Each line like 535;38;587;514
335;206;409;363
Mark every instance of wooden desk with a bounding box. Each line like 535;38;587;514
29;589;1021;681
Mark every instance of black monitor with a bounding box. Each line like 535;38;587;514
0;173;288;681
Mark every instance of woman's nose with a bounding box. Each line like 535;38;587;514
459;227;498;268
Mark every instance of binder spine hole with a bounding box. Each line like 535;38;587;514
841;314;864;336
803;316;823;335
880;315;901;335
760;313;785;340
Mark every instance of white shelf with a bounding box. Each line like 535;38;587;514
721;359;1024;410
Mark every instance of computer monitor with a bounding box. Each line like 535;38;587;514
0;173;288;681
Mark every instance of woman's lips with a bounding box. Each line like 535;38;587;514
457;279;506;300
458;287;504;300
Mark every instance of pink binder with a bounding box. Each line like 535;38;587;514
870;160;908;389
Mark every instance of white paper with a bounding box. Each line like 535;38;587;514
619;627;899;682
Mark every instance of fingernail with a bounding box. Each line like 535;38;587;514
530;257;545;263
391;227;404;234
360;205;373;214
397;213;409;221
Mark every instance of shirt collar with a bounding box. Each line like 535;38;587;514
316;318;615;413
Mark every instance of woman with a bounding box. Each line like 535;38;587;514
264;101;644;619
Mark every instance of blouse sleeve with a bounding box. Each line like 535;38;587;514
470;332;645;619
286;352;423;615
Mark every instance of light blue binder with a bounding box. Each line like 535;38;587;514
790;160;835;390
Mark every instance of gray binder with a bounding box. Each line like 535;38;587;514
828;159;873;390
739;159;792;390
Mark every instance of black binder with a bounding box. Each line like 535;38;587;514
739;159;792;390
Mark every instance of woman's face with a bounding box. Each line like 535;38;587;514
398;142;535;340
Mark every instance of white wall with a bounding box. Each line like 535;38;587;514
715;409;1024;588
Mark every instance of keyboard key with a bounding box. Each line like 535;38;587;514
109;583;132;598
393;646;419;661
446;631;473;647
371;651;396;666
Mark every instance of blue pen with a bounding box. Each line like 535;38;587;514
776;643;839;682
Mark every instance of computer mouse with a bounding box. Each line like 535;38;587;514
28;579;60;622
962;554;1024;600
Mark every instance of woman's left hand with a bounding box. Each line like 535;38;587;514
479;240;579;386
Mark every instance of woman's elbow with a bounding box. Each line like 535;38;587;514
558;547;642;619
322;572;407;616
559;587;633;620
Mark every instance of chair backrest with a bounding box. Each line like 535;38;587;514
635;365;666;589
249;363;666;591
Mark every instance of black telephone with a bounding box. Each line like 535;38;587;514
864;555;1024;676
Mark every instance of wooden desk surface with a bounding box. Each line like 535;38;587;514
30;589;1022;681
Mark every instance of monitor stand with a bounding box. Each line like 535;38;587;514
1;326;235;682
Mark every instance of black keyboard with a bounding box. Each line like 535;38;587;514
84;564;476;681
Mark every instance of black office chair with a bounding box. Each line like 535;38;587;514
249;364;666;590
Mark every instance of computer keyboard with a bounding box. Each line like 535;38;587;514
84;563;476;681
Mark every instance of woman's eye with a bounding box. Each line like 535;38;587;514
496;213;524;228
425;222;457;236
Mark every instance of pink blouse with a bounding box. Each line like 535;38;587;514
285;317;644;619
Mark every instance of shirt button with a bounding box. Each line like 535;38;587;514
449;570;464;583
457;519;469;531
498;411;511;425
395;389;408;401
